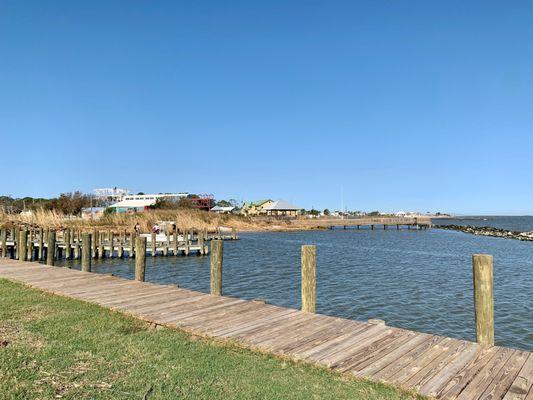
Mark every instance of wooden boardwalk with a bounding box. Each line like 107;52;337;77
0;260;531;400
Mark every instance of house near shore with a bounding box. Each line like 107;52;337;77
240;199;273;216
263;200;301;217
241;199;301;217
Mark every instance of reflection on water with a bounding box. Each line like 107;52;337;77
57;228;532;351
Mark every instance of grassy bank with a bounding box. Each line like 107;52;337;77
0;279;419;399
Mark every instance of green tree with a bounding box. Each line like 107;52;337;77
323;209;330;216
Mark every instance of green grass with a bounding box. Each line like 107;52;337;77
0;279;420;400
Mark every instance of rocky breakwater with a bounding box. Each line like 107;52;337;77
435;224;533;241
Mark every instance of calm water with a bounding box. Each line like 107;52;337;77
58;227;532;351
436;215;533;232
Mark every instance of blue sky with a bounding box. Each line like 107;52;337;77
1;1;532;214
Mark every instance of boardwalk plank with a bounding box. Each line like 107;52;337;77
455;347;515;400
503;354;532;400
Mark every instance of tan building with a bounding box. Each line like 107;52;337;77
241;200;273;216
262;200;301;217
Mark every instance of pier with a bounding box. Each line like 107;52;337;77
0;226;238;262
0;243;530;399
293;216;432;230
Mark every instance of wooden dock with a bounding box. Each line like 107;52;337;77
0;260;530;400
293;216;433;230
0;226;238;261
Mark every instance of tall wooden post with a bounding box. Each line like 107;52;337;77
135;236;147;282
232;227;237;240
301;245;317;313
81;233;91;272
150;232;156;257
64;230;71;259
210;240;223;295
473;254;494;347
184;228;190;256
46;231;56;266
37;228;44;260
1;229;7;258
92;230;98;259
108;232;114;258
130;231;136;258
172;229;178;255
18;229;28;261
198;232;204;255
28;230;34;261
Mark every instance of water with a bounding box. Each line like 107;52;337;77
436;215;533;232
57;227;532;351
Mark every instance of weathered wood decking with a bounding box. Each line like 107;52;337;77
0;260;530;399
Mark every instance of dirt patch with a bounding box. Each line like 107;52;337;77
0;323;46;350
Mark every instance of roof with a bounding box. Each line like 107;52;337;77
110;199;156;208
243;199;272;208
263;199;300;211
210;206;235;212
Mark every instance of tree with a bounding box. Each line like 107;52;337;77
368;211;380;216
216;200;231;207
323;209;330;216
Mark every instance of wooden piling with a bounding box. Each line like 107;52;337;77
98;232;105;259
198;232;204;255
130;231;136;258
27;230;34;261
92;230;98;259
74;239;80;260
210;240;223;296
232;227;237;240
37;229;44;260
46;231;56;266
1;229;7;258
108;232;114;258
81;233;91;272
301;245;316;313
18;229;28;261
184;228;190;256
135;236;147;282
172;229;178;255
472;254;494;347
64;230;71;259
151;232;156;257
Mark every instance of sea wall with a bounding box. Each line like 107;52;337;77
435;224;533;241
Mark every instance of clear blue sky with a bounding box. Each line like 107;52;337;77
1;1;532;214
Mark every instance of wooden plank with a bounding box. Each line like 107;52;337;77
455;347;515;400
418;343;480;397
401;340;472;389
332;328;415;372
371;335;445;380
281;318;359;355
479;350;530;400
315;325;392;367
503;354;533;400
215;309;300;338
437;346;499;399
296;324;376;361
341;329;419;374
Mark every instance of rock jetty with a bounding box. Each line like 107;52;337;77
435;224;533;241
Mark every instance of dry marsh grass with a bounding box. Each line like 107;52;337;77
0;209;295;232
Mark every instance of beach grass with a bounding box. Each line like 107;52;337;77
0;279;420;400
